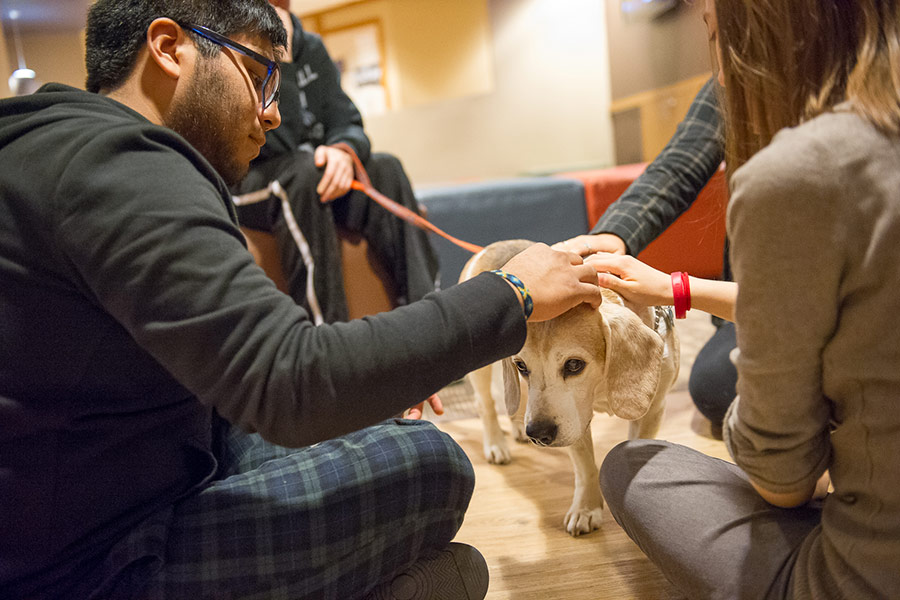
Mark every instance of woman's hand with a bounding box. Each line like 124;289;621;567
813;471;832;500
584;253;673;307
586;253;738;320
750;470;832;508
552;233;627;257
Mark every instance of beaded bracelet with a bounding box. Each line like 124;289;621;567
671;271;691;319
490;270;534;320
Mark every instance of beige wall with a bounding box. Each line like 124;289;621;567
385;0;493;109
18;30;87;90
605;1;709;100
603;2;712;164
302;0;614;185
305;0;494;110
1;24;86;94
0;21;11;98
3;0;618;185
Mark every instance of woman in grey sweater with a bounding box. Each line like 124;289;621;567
591;0;900;597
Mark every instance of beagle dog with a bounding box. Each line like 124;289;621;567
460;239;679;536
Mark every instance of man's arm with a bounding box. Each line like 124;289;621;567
59;128;601;448
591;78;724;256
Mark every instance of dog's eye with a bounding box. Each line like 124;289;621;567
563;358;585;377
513;359;530;376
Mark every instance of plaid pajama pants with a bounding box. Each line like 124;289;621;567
101;417;475;600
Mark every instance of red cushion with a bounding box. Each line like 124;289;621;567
557;164;728;279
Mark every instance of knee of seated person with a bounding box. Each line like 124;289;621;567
285;151;321;182
368;152;406;175
599;440;667;507
599;441;630;487
389;418;476;493
688;362;734;425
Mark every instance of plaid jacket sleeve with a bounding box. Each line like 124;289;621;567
591;78;724;255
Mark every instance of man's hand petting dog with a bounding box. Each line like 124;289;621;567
502;243;603;322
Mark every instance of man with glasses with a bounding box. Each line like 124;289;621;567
232;1;440;325
187;24;283;111
0;1;604;599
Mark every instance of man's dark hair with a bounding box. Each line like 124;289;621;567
85;0;287;93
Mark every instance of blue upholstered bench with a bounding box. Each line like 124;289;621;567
416;177;589;288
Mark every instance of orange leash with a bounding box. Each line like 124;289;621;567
334;144;484;254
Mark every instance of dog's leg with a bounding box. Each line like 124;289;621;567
628;388;667;440
509;378;528;443
628;354;676;440
564;426;604;536
468;363;512;464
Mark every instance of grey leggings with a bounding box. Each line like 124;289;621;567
599;439;823;600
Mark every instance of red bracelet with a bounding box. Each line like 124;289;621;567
671;271;691;319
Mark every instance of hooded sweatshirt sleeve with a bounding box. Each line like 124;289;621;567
49;115;521;447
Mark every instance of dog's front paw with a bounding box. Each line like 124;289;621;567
511;420;528;444
479;415;513;464
564;506;603;537
484;442;512;464
483;437;512;464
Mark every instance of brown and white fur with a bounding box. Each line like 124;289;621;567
460;240;679;536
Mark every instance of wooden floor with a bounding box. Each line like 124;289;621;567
433;311;732;599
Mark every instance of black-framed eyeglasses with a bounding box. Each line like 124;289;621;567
184;24;281;109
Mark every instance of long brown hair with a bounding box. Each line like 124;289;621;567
714;0;900;179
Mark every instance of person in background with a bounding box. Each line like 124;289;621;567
0;1;605;598
597;0;900;597
233;0;439;325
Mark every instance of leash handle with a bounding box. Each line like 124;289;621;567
332;144;484;255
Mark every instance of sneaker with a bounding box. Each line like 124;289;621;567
364;542;489;600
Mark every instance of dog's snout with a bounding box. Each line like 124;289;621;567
526;420;558;446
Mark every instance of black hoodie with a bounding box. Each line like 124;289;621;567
0;84;523;598
256;13;371;164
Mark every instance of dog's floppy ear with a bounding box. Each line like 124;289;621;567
502;357;521;416
598;304;664;420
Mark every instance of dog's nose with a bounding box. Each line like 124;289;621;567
526;421;558;446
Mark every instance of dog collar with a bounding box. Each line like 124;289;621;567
654;306;675;360
653;305;675;337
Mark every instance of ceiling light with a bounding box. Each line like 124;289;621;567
6;10;41;96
